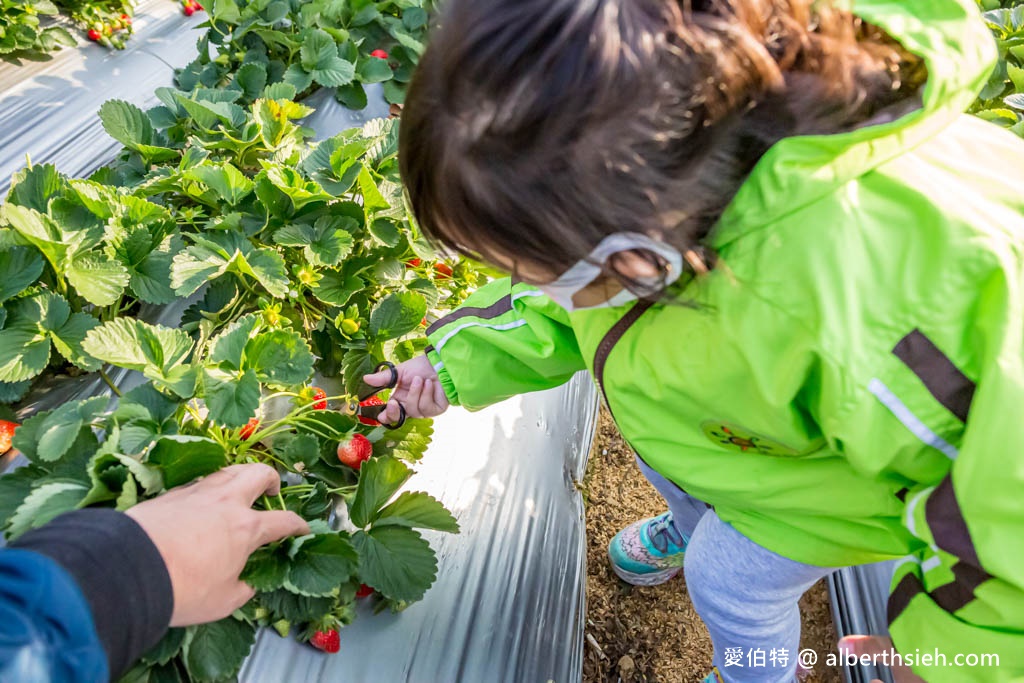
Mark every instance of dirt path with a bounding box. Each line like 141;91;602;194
583;410;842;683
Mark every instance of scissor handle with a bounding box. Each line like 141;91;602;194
356;361;398;401
357;397;407;430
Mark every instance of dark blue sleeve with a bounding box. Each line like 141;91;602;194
0;548;108;682
7;510;174;682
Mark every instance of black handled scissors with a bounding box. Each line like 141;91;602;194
353;361;406;429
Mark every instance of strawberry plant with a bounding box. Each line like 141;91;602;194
0;0;76;57
972;1;1024;136
55;0;136;49
175;0;429;108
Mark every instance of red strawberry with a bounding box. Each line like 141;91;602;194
337;434;372;469
87;29;101;41
433;263;453;279
0;420;17;455
310;629;340;654
404;258;421;268
184;4;195;15
194;2;204;9
357;397;384;426
239;417;260;441
370;49;389;60
355;584;374;598
310;387;328;410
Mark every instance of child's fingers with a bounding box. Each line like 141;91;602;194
417;379;440;416
432;377;448;410
362;369;392;387
403;376;425;417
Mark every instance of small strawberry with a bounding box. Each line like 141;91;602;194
310;629;340;654
184;5;195;16
193;2;204;9
0;420;17;455
433;263;453;279
120;13;131;23
370;49;388;60
87;28;101;41
404;258;421;268
355;584;374;598
337;434;372;469
239;417;260;441
310;387;328;410
357;397;384;426
340;318;360;335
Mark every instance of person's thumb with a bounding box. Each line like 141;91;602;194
250;510;310;549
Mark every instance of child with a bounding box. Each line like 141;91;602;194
365;0;1024;680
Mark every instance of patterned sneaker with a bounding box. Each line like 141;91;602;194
703;668;724;683
607;511;687;586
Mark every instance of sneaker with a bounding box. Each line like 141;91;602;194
607;511;687;586
703;669;724;683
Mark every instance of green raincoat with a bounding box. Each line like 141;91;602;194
423;0;1024;679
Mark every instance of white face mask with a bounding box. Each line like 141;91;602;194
537;232;684;312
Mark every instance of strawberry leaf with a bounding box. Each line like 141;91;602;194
140;628;186;667
201;368;261;428
0;247;45;303
183;618;255;683
146;436;227;488
374;491;459;533
285;532;358;596
244;329;315;387
7;481;89;541
65;253;131;307
352;526;437;602
241;545;290;592
348;456;410;528
369;291;427;341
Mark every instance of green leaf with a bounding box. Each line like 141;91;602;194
66;253;131;307
241;545;290;592
261;166;332;210
312;272;361;307
130;236;179;305
202;367;261;429
233;62;268;101
209;315;260;369
273;216;356;267
7;481;88;540
244;329;315;387
301;29;338;71
211;0;241;23
376;417;434;462
0;247;45;303
263;82;297;100
368;219;401;248
273;433;321;470
348;456;411;528
357;165;390;217
0;204;66;273
183;618;255;683
82;319;194;376
141;628;187;667
0;466;48;530
0;315;50;383
147;436;227;488
186;163;254;206
50;312;100;371
258;589;334;622
352;526;437;602
335;83;368;110
369;292;427;341
357;57;394;84
35;396;109;464
100;100;154;148
285;532;358;596
375;491;459;533
7;164;64;214
313;58;356;87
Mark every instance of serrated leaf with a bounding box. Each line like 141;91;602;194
263;82;297;100
66;253;130;307
147;436;227;488
258;589;334;623
184;618;255;683
368;219;401;248
375;491;459;533
0;317;50;383
357;57;393;85
35;397;109;464
285;533;358;596
0;247;45;303
273;433;321;469
186;163;254;206
209;315;260;369
273;216;356;267
0;466;48;530
141;628;186;667
202;367;261;429
312;272;361;307
7;164;64;214
51;312;100;371
7;481;88;540
241;545;290;591
348;456;410;528
83;319;194;376
100;100;154;149
233;62;268;101
300;29;337;70
352;526;437;602
244;329;315;387
369;292;427;341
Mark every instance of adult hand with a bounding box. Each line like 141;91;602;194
125;464;309;627
839;635;926;683
363;354;449;423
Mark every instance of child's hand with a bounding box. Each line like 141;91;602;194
363;355;449;421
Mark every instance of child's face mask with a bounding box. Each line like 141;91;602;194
536;233;684;312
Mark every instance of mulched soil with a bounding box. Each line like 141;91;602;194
583;410;842;683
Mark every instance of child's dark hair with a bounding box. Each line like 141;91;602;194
400;0;923;279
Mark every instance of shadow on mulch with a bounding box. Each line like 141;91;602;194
583;410;842;683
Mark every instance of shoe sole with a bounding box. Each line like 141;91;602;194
610;562;682;586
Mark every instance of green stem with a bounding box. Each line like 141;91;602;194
98;368;123;397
